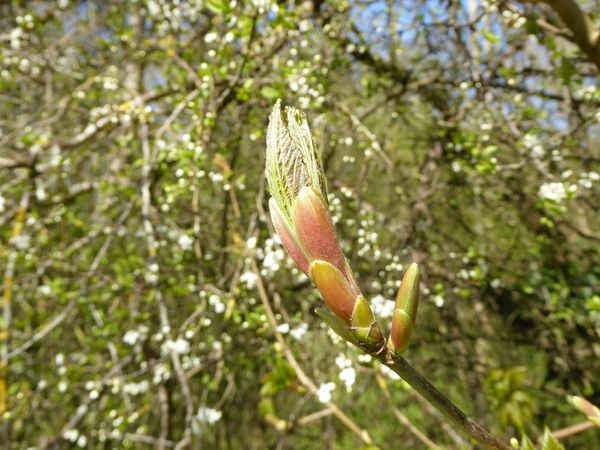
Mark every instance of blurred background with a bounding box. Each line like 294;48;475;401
0;0;599;448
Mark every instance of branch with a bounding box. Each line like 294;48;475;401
378;356;511;450
375;372;442;449
551;421;596;440
537;0;600;72
249;256;376;447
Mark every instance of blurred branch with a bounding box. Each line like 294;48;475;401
249;256;376;447
379;357;511;450
374;372;442;449
527;0;600;72
550;420;596;440
0;190;30;449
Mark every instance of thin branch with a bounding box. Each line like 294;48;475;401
551;420;596;440
378;356;511;450
375;372;442;449
532;0;600;72
249;257;375;447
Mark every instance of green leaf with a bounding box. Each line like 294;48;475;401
206;0;231;13
559;57;576;84
541;428;564;450
520;434;536;450
483;31;500;44
260;86;282;100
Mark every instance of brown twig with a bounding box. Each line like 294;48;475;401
249;257;375;447
378;356;511;450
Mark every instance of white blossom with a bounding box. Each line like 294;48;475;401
240;271;258;289
380;364;400;381
178;234;194;251
193;406;223;434
339;367;356;392
370;294;394;318
316;382;336;403
204;32;218;44
123;380;150;395
63;429;79;442
123;330;141;346
289;323;308;340
276;323;290;334
539;182;568;203
335;353;352;369
209;294;226;314
162;338;191;355
246;236;258;249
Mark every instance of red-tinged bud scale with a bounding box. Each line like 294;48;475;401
293;186;347;275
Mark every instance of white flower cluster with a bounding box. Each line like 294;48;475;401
539;181;576;203
289;323;308;341
161;338;191;356
63;429;87;447
123;380;150;396
380;364;401;381
197;406;222;424
145;262;160;285
575;85;599;101
481;0;498;12
578;171;600;189
153;362;171;384
335;354;356;392
146;0;206;35
177;233;194;251
10;234;30;250
501;8;526;28
316;382;336;403
123;325;149;346
286;64;325;109
523;133;544;159
370;294;394;319
208;293;226;314
256;236;286;275
192;406;222;436
240;270;258;289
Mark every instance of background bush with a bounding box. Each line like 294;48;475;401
0;1;599;448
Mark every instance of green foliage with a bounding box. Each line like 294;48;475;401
0;0;599;449
485;367;535;432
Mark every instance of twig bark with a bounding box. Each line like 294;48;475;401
378;356;511;450
531;0;600;72
551;420;596;440
249;257;375;447
375;372;442;449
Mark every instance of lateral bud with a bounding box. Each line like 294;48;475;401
388;263;420;357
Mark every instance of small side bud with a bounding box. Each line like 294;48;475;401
388;263;420;357
570;396;600;427
388;310;414;356
309;260;356;324
394;263;420;318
